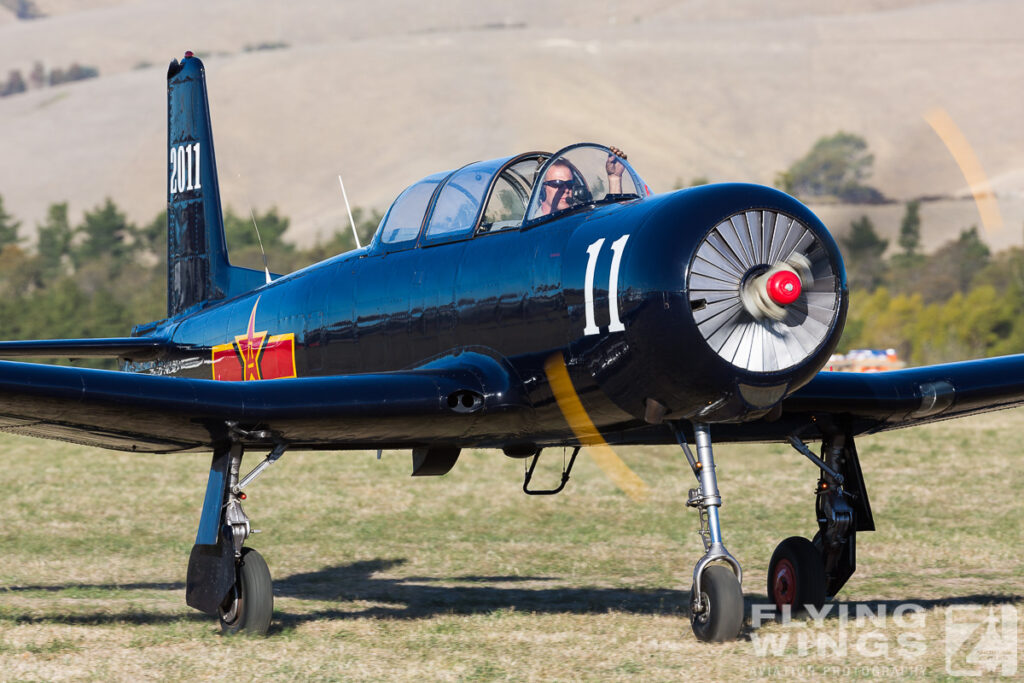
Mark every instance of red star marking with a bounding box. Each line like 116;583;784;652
234;297;267;381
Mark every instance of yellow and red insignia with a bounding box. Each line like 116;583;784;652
212;297;297;381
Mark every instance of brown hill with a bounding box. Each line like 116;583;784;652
1;0;1022;252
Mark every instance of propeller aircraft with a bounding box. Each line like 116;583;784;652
2;53;1023;642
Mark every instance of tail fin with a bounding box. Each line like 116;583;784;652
166;53;266;318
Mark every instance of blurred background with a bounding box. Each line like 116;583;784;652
0;0;1021;364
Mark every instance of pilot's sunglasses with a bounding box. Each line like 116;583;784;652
544;179;575;189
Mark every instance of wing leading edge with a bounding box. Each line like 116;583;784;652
0;352;529;452
783;353;1024;435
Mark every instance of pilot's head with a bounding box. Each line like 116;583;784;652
539;161;576;216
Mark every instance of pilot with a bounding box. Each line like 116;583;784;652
538;160;577;216
538;146;628;216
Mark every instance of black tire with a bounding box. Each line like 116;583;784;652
690;564;744;642
767;536;825;611
219;547;274;635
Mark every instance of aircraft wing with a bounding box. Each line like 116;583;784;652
0;353;527;453
782;354;1024;436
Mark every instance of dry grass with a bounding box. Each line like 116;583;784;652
1;409;1023;680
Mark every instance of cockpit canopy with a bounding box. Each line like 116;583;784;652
524;144;645;222
371;143;648;251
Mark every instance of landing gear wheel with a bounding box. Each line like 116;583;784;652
690;564;744;642
767;536;825;611
219;547;273;635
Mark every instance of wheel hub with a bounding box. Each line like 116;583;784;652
773;558;797;607
693;590;712;624
219;584;241;625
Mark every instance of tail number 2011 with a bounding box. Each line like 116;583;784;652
169;143;201;196
583;234;630;336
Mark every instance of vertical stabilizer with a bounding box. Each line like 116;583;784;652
166;53;266;318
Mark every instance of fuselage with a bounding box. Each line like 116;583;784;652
129;183;847;449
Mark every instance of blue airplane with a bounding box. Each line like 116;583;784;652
2;52;1022;642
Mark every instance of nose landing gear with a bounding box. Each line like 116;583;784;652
676;423;744;642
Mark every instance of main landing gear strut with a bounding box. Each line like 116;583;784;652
675;423;744;642
185;427;287;635
767;430;874;612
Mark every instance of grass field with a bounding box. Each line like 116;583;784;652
1;409;1022;681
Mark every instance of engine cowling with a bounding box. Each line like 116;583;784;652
567;183;847;424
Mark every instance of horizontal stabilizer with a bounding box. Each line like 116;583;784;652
0;337;168;360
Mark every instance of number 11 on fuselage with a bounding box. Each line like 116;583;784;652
583;234;630;336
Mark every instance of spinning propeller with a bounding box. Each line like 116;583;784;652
544;353;650;502
688;210;841;373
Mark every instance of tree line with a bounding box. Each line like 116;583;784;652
0;194;380;355
1;61;99;98
836;205;1024;365
1;0;43;20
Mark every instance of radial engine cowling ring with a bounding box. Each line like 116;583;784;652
687;210;843;373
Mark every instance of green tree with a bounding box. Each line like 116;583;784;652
890;226;991;303
840;287;923;360
890;200;925;282
14;0;44;19
840;215;888;291
224;206;292;252
776;132;884;203
950;226;990;290
35;202;72;279
137;210;166;262
897;200;921;258
64;63;99;83
75;198;135;267
937;227;989;299
304;207;384;263
0;244;36;299
0;193;21;248
1;69;27;97
28;61;44;89
222;206;299;273
974;245;1024;299
902;286;1013;364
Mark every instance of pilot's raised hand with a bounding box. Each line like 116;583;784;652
606;146;627;194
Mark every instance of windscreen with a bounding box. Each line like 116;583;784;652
524;144;644;223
